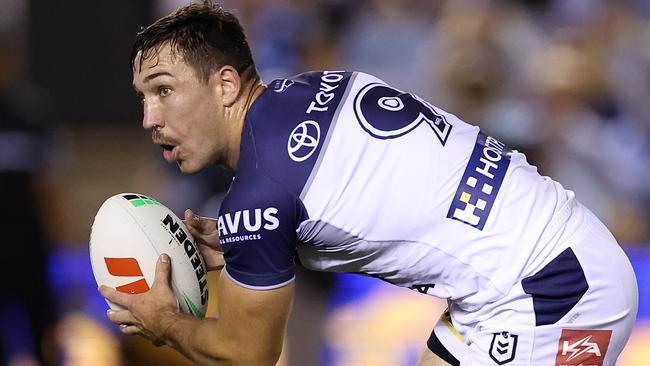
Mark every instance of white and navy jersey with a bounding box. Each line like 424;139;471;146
218;71;581;309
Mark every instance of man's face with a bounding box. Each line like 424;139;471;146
132;43;224;174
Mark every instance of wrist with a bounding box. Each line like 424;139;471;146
157;309;183;344
158;310;199;349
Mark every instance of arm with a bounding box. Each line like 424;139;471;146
101;254;294;366
166;270;294;365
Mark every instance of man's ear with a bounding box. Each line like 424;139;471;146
213;65;241;107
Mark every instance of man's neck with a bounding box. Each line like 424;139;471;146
223;80;267;170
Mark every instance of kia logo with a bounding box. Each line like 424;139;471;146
287;120;320;162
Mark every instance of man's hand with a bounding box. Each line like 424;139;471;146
99;254;179;345
184;209;225;271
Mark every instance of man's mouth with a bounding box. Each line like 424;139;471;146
152;131;179;163
162;145;179;163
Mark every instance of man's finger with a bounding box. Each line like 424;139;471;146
99;285;130;307
120;324;142;335
107;309;138;326
183;209;198;226
153;253;172;288
184;208;195;219
186;222;201;238
183;209;218;233
198;243;225;271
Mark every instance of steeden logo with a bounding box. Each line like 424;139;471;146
104;257;150;294
287;120;320;162
555;329;612;366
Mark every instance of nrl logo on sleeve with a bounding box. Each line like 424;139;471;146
555;329;612;366
489;331;518;365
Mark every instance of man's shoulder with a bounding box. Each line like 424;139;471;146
241;70;358;197
265;70;359;95
250;70;384;133
221;170;295;210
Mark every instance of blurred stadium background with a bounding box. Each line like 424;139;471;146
1;0;649;365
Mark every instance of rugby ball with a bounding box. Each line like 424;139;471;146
89;193;209;319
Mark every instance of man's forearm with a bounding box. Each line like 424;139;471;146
161;312;282;366
161;314;239;366
148;272;292;366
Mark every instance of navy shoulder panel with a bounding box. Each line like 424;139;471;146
243;71;354;197
219;71;353;289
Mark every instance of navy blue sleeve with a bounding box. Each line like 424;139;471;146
218;172;306;290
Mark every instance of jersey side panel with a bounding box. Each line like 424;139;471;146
297;72;577;307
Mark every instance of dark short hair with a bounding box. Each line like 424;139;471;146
131;1;258;84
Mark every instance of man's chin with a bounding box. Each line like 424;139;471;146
177;160;203;175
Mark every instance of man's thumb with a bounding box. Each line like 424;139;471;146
154;253;172;287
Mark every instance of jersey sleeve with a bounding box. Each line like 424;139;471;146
217;172;307;290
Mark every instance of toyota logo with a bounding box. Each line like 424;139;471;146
287;120;320;162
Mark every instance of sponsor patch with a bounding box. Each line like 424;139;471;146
287;120;320;162
555;329;612;366
217;207;280;244
447;133;512;230
489;331;518;365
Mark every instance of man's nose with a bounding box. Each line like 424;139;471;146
142;102;162;130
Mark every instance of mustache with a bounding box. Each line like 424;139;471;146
151;130;178;146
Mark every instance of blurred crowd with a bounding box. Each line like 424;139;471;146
190;0;650;244
1;0;650;365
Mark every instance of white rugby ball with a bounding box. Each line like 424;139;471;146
89;193;209;319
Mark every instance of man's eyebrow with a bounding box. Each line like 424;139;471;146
132;71;173;94
143;71;173;83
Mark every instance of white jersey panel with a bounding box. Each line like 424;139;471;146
297;72;578;308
